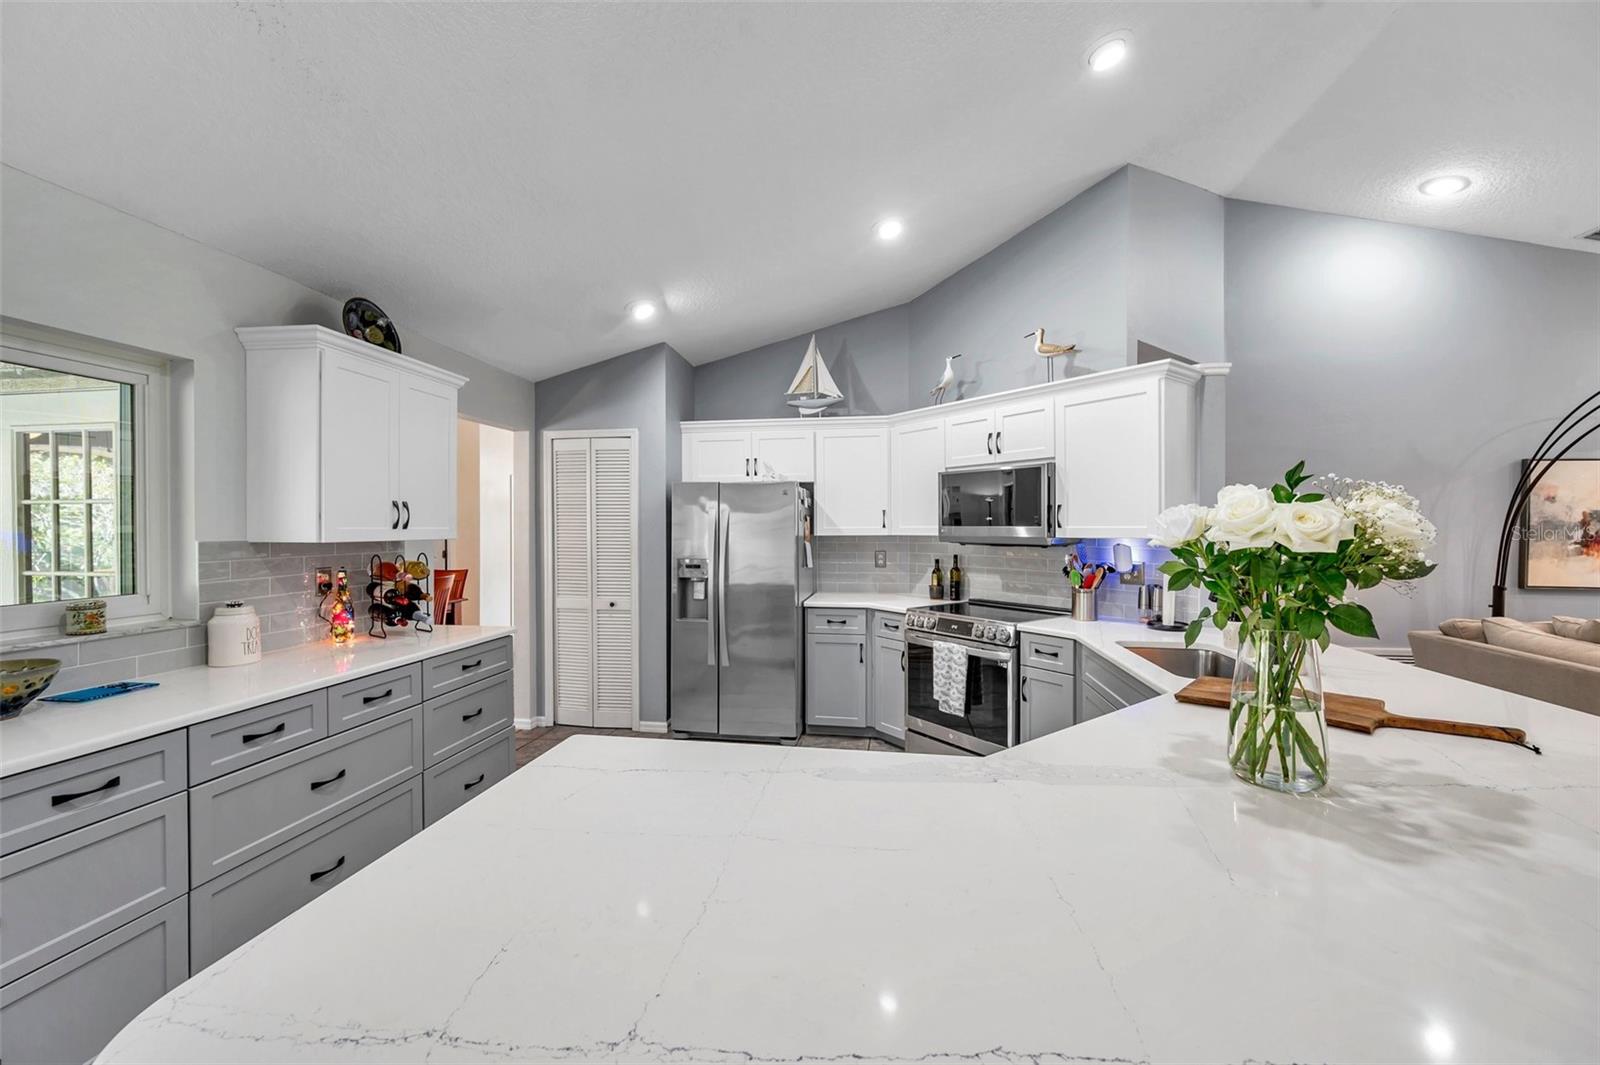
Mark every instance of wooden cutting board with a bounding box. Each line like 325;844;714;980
1174;676;1540;754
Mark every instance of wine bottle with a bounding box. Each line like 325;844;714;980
930;559;944;600
949;555;963;601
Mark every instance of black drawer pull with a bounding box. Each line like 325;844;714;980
886;622;900;631
824;619;847;626
309;768;347;791
461;707;484;722
361;688;394;705
241;722;286;744
309;855;346;883
463;772;486;791
50;775;121;807
460;659;483;671
1036;648;1059;658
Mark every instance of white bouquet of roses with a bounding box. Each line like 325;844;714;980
1152;461;1437;648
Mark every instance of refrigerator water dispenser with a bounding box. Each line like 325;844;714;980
676;558;709;620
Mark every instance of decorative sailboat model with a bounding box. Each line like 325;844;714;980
784;335;844;416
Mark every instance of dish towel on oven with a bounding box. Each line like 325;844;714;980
931;642;968;718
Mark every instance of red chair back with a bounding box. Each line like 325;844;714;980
433;569;469;623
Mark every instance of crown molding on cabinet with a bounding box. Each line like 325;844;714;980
234;325;470;390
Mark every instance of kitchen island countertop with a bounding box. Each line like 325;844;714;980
99;621;1598;1064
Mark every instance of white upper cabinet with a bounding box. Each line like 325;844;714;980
752;428;815;480
238;326;466;543
944;396;1055;468
680;361;1220;541
1054;373;1198;538
944;408;999;468
992;397;1054;463
680;426;814;480
891;417;945;536
683;430;753;480
815;425;890;535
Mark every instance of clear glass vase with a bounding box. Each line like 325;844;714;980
1227;628;1328;794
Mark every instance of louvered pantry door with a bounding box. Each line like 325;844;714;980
550;435;637;728
589;437;636;728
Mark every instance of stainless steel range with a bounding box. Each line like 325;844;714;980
903;599;1068;756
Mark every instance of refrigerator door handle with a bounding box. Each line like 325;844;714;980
705;501;719;669
717;502;732;667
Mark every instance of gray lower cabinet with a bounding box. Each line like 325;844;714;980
328;663;422;734
805;631;867;728
188;777;423;972
0;793;187;986
422;636;513;700
187;688;328;784
1020;666;1075;741
0;896;188;1065
188;704;425;886
422;671;514;766
0;731;187;857
423;727;515;826
868;634;906;743
1078;645;1160;716
1078;682;1120;723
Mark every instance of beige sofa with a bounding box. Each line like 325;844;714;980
1409;617;1600;716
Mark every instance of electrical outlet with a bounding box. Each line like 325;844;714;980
315;567;333;594
1120;563;1145;584
874;550;888;568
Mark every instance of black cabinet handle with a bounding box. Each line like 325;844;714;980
1055;503;1063;527
241;722;286;744
362;688;394;705
50;775;121;807
900;650;906;671
1038;648;1059;658
995;431;1002;453
886;622;900;631
859;643;864;664
460;659;483;671
391;500;400;530
401;501;411;530
1021;676;1030;701
881;509;886;529
462;707;484;722
463;772;486;791
309;768;347;791
609;601;616;608
986;431;994;454
309;855;346;883
745;458;751;477
824;619;846;626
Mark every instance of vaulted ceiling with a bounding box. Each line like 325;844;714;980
2;2;1593;380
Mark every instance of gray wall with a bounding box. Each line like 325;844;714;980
534;343;694;724
1224;199;1600;644
693;304;910;420
693;166;1217;416
0;166;538;542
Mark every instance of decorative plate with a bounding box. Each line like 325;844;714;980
342;298;402;353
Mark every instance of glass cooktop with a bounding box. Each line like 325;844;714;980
924;600;1066;625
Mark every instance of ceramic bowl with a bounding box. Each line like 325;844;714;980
1;658;62;719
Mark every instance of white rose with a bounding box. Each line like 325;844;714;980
1205;484;1278;550
1150;503;1210;546
1274;501;1354;554
1370;499;1436;551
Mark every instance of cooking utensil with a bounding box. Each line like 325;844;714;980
1175;677;1540;753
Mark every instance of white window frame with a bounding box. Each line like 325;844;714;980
1;333;169;641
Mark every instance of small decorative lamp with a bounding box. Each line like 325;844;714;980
324;568;355;645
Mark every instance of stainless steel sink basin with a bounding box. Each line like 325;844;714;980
1117;643;1236;679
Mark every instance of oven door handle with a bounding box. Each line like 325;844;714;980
906;630;1016;663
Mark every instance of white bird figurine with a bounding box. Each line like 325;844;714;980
1026;328;1078;382
930;353;962;404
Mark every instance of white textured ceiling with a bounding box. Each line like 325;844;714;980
2;2;1594;380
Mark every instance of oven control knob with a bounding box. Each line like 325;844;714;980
980;624;996;642
996;628;1013;645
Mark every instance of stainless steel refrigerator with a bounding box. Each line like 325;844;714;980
670;481;814;740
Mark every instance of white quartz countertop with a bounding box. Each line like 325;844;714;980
98;619;1598;1064
0;626;513;777
804;592;959;612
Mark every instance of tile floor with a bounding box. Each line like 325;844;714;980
515;726;901;767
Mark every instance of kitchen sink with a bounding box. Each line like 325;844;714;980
1117;643;1236;679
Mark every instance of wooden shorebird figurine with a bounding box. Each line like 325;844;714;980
930;353;962;404
1026;328;1078;382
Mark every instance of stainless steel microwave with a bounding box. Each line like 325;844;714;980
937;461;1056;546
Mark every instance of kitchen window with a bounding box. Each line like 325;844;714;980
1;336;168;639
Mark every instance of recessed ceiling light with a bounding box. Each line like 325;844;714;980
1418;175;1472;198
875;217;905;242
1087;35;1130;73
627;300;658;323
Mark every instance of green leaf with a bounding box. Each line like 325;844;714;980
1355;568;1383;590
1184;618;1205;647
1167;570;1196;591
1311;569;1346;598
1328;602;1378;639
1295;492;1325;503
1272;484;1294;503
1296;613;1327;641
1285;460;1307;487
1157;559;1186;576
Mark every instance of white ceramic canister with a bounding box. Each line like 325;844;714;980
207;602;262;667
